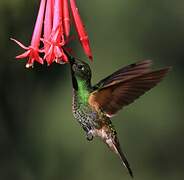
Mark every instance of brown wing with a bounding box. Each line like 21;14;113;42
89;68;170;117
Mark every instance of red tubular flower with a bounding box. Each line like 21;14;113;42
43;0;53;54
44;0;68;65
11;0;46;68
70;0;93;60
12;0;93;68
63;0;70;37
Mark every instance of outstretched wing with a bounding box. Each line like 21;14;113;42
89;60;170;117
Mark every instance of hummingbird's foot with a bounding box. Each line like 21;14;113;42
86;131;93;141
82;126;93;141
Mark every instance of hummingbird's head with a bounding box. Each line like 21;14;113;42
68;56;92;90
69;57;91;80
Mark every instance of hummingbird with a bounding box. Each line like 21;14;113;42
68;55;170;177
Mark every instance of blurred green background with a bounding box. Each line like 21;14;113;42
0;0;184;180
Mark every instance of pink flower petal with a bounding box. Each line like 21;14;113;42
10;38;29;50
16;50;31;59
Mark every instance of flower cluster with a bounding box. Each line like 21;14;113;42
11;0;93;68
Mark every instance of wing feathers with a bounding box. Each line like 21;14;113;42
89;65;170;116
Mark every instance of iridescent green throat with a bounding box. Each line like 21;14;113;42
76;78;90;104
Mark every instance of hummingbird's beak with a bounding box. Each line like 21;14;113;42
68;56;75;65
63;49;75;65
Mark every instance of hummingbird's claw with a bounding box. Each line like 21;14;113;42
82;127;93;141
86;131;93;141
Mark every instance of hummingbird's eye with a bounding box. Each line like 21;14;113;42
78;64;84;71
